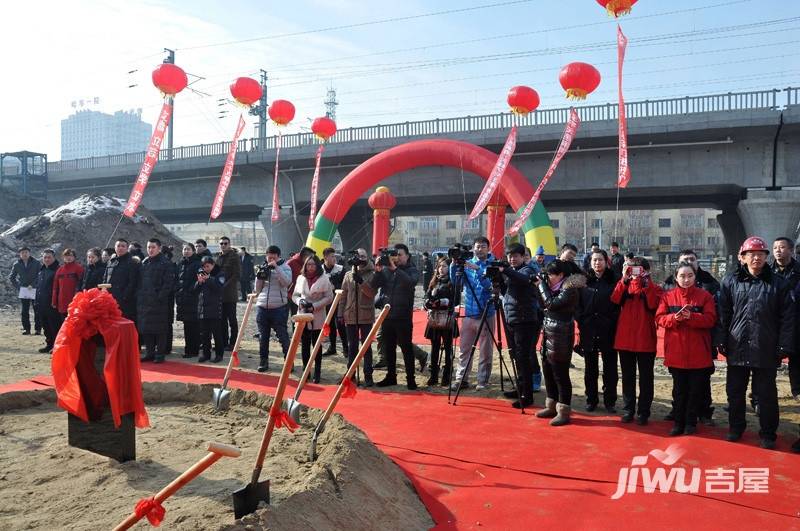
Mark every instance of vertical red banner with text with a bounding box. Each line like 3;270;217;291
210;114;247;220
123;101;172;218
308;145;324;230
271;131;283;222
469;125;518;220
617;25;631;189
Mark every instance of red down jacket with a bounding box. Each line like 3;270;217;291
52;261;85;314
655;285;717;369
611;276;662;353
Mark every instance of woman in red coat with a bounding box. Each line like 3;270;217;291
611;257;662;425
52;248;85;316
656;262;717;436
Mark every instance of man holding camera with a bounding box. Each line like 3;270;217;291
254;245;292;372
450;236;495;391
371;243;420;389
499;243;540;408
342;248;378;385
322;247;348;357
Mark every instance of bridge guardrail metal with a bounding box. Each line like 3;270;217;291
48;87;794;173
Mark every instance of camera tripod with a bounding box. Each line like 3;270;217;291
446;267;524;413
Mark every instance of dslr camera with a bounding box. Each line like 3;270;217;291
448;243;474;264
376;247;398;267
346;250;367;268
255;262;274;280
298;298;314;313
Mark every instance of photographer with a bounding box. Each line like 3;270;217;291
342;248;378;386
371;243;420;389
193;256;225;363
254;245;292;372
424;257;458;387
322;247;348;357
449;237;495;391
292;255;334;383
499;243;540;409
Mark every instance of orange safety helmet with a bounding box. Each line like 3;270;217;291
739;236;769;255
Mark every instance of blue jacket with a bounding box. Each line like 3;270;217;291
450;254;495;319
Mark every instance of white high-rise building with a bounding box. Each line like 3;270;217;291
60;109;151;160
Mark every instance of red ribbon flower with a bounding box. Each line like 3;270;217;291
134;497;166;526
322;323;330;337
231;350;240;367
271;409;299;433
342;377;357;399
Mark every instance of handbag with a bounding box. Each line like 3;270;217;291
427;309;451;330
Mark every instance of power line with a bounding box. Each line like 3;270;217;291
177;0;537;51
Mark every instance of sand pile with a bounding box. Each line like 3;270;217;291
0;382;432;531
0;194;183;303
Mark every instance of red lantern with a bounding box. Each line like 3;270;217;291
559;62;601;100
507;86;540;115
151;64;188;96
268;99;295;126
596;0;637;17
229;77;262;106
311;117;337;141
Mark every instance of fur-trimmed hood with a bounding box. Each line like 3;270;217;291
563;273;587;290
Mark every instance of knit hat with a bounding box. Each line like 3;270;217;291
535;245;546;256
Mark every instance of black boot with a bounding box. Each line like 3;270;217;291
375;375;397;387
407;376;418;390
426;368;439;387
440;367;451;386
257;358;269;372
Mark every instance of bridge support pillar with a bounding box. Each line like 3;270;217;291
737;189;800;252
259;209;307;256
716;210;747;259
338;207;374;255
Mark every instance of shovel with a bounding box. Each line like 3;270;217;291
285;289;344;423
213;293;257;410
113;441;240;531
233;313;312;520
309;304;390;461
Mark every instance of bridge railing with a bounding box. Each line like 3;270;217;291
49;87;795;173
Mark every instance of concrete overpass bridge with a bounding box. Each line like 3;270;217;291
46;87;800;253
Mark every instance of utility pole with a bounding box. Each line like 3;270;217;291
163;48;175;159
324;84;338;121
249;69;268;149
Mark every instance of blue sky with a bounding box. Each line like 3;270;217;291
2;0;798;159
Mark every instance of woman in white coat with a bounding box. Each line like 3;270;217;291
292;255;334;382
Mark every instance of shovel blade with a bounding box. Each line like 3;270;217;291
212;388;231;411
284;398;301;424
232;480;270;520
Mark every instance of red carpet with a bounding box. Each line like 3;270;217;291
6;363;800;529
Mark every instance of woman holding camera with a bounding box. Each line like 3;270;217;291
176;243;201;358
194;256;225;363
293;255;334;383
576;249;620;413
611;257;662;425
424;258;459;387
534;259;586;426
656;262;717;436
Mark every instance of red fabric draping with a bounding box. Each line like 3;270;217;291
134;497;166;526
51;289;149;428
270;409;299;432
341;377;358;399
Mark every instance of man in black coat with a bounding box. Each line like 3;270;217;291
770;236;800;398
34;250;60;353
239;247;255;301
719;236;795;450
195;239;212;259
371;243;420;389
104;239;140;322
421;252;433;292
9;246;41;335
609;242;625;281
499;243;540;409
176;243;202;358
137;238;176;363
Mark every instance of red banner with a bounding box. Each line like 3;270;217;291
308;145;325;230
271;130;283;222
508;108;580;236
617;24;631;188
210;114;246;220
123;101;172;218
469;125;517;220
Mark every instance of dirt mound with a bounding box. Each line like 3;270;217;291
0;194;184;303
0;187;51;229
0;382;432;531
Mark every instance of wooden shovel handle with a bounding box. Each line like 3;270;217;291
318;304;390;427
252;314;312;475
220;293;258;389
113;441;240;531
294;289;344;399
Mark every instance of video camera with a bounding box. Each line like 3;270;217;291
255;262;274;280
448;243;474;263
376;247;398;267
346;250;368;268
484;260;509;282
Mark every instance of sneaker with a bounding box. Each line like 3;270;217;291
257;364;269;373
476;383;488;391
759;438;776;450
450;380;470;392
532;372;542;392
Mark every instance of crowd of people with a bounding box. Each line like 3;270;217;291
7;232;800;451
